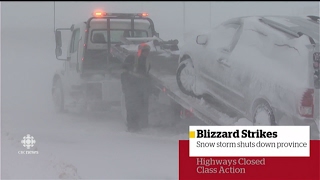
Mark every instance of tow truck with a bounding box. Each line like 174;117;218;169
52;10;181;114
52;10;239;127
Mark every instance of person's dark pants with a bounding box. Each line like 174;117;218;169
124;94;148;131
122;72;140;131
121;72;151;131
137;75;152;129
139;93;149;128
125;101;140;131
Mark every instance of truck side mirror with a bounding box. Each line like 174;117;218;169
54;28;72;61
55;47;62;57
55;30;62;48
55;30;63;58
155;32;159;38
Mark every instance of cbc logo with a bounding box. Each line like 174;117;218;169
21;134;36;149
18;134;39;155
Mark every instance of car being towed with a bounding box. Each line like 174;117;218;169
177;15;320;139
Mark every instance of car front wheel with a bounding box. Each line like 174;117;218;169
176;58;197;97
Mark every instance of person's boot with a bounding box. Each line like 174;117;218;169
126;121;135;132
139;107;149;129
140;118;149;129
126;126;136;133
127;122;141;133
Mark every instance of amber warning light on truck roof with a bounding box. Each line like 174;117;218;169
140;12;149;17
93;10;107;17
92;11;149;18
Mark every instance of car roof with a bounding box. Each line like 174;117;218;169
239;15;319;42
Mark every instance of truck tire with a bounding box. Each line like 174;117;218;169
52;78;65;113
176;59;197;97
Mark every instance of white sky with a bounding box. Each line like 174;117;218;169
1;1;319;41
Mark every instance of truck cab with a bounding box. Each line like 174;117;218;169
52;11;159;113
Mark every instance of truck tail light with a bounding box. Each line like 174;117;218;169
298;89;314;118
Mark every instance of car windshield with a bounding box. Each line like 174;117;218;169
91;29;149;44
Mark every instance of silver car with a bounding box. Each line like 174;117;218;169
177;16;319;139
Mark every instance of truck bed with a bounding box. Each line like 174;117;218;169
113;38;241;126
148;68;239;126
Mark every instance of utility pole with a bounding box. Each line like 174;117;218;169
142;2;145;11
53;1;56;33
183;1;186;38
209;2;212;29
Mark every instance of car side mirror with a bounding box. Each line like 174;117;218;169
196;35;208;45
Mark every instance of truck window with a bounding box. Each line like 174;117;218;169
70;29;80;53
91;29;148;44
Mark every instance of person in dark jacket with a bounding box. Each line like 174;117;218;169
121;57;139;132
134;44;152;128
121;44;153;132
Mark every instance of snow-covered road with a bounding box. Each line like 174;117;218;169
2;104;187;179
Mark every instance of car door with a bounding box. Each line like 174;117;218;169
64;28;81;105
200;22;242;103
216;23;247;113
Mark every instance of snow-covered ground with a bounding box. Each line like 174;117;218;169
1;28;196;179
2;105;188;179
